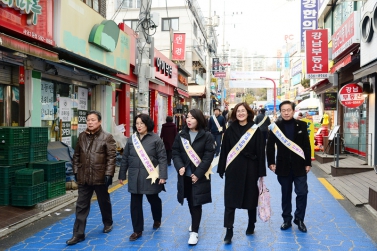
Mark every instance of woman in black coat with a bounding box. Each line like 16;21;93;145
172;108;215;246
217;102;267;244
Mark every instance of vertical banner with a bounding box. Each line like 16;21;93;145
301;118;315;160
172;33;186;60
301;0;318;51
61;121;72;147
305;29;329;79
77;87;88;110
59;97;72;122
78;110;88;137
41;81;54;120
212;58;219;75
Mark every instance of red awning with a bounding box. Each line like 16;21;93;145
330;54;352;74
310;79;329;91
177;88;189;98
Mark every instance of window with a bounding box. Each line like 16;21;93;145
81;0;99;12
117;0;140;8
124;19;139;31
162;18;179;31
193;22;198;37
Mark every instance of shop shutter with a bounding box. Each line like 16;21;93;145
0;64;12;85
11;66;19;85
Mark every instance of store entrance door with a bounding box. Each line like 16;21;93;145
0;85;20;126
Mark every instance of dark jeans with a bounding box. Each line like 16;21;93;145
224;207;256;228
212;134;222;155
277;170;308;222
73;184;113;237
166;149;172;165
184;176;202;233
130;193;162;232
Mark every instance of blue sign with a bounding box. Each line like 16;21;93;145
291;61;302;76
301;0;318;51
284;53;290;69
292;73;302;86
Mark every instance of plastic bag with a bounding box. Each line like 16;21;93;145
111;120;128;149
258;177;271;222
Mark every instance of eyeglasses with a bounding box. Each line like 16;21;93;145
281;109;293;113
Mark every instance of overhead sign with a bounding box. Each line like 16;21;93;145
339;83;365;108
155;57;173;78
172;33;186;60
305;29;329;79
0;0;42;25
214;72;226;78
212;58;219;74
332;12;360;60
300;0;318;51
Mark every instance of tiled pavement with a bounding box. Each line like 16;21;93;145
7;157;377;251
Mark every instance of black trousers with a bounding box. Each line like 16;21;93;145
184;176;202;233
277;170;308;222
130;193;162;232
73;184;113;237
224;207;257;229
166;149;172;165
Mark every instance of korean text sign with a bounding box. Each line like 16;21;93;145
339;83;365;108
301;0;318;51
305;29;329;79
172;33;186;60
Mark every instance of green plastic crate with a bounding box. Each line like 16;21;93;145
0;127;30;146
0;146;29;165
11;182;47;207
29;127;48;144
15;168;45;186
29;143;48;162
0;185;10;206
28;161;66;182
47;180;66;199
0;164;27;186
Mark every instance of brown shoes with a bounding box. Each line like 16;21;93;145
66;236;85;245
129;232;142;241
153;221;161;229
103;225;113;233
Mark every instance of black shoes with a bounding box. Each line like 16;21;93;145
294;219;307;232
153;221;161;229
103;225;113;233
129;232;142;241
224;228;233;244
246;223;255;235
66;236;85;245
280;221;292;230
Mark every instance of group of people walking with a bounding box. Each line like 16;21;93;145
65;100;312;247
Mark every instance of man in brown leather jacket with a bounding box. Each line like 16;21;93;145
66;110;117;245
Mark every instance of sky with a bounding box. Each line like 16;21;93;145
200;0;301;57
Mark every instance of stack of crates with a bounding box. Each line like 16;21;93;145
29;127;48;162
28;160;66;199
0;127;30;206
11;168;47;206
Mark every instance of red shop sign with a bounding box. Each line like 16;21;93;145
338;83;365;108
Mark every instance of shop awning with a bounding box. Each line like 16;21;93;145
177;88;189;98
0;33;59;62
188;85;206;96
353;60;377;80
330;54;352;74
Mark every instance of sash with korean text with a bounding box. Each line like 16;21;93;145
132;133;159;184
257;115;268;127
268;123;305;160
180;137;213;180
225;124;258;170
212;115;223;132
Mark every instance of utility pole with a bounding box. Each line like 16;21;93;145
205;0;212;115
137;0;153;113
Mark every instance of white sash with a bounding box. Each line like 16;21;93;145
225;124;258;170
212;115;223;132
180;137;213;180
268;123;305;160
132;133;159;184
257;115;268;127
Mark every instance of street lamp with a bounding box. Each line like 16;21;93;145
260;77;277;114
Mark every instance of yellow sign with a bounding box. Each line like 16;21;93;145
301;118;315;160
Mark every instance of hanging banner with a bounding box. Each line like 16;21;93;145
61;121;71;147
172;33;186;60
300;0;318;51
305;29;329;79
339;83;365;108
59;97;72;122
41;81;54;121
77;87;88;110
77;110;88;137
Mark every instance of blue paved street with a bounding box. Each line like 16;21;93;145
7;158;377;250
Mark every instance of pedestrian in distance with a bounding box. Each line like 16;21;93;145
208;107;226;157
254;108;271;141
296;112;303;120
217;102;267;244
266;100;311;233
66;110;117;245
118;114;168;241
160;116;177;166
222;106;229;119
172;108;215;245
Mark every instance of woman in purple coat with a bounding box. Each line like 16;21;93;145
160;116;177;166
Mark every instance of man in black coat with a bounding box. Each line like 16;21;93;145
266;101;311;233
208;108;226;157
160;116;177;166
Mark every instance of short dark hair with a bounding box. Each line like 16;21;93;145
298;112;303;116
214;108;221;112
231;102;254;122
260;108;266;114
279;100;295;111
133;114;155;132
188;108;207;130
87;110;102;121
166;116;173;123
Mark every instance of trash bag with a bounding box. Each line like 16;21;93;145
111;119;128;149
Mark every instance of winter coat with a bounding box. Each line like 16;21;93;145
217;121;266;209
254;113;271;132
119;132;168;194
266;119;312;177
160;122;177;150
73;127;116;186
172;127;215;207
208;115;226;135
